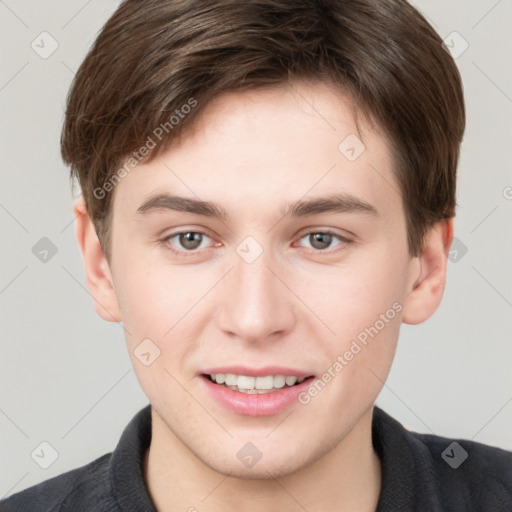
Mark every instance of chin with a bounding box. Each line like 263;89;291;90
204;455;310;481
195;437;326;482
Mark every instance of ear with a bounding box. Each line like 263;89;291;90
74;197;122;322
402;218;454;325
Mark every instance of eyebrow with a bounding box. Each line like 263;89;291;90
136;192;378;220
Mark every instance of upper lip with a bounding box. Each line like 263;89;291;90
199;366;313;378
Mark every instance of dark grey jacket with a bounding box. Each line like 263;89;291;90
1;404;511;511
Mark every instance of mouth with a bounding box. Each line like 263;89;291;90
199;370;315;416
202;373;311;394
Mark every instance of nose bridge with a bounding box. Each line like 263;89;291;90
218;240;294;340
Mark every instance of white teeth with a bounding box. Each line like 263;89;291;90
255;376;274;390
273;375;286;388
285;376;298;386
237;375;255;390
213;374;225;384
209;373;307;392
224;373;237;385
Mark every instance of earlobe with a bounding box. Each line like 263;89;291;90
73;198;122;323
402;218;454;325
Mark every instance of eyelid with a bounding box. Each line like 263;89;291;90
295;226;353;239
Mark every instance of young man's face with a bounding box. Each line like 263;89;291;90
89;81;430;477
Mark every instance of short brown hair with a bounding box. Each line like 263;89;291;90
61;0;465;261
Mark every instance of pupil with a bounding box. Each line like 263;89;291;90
181;232;201;249
311;233;331;249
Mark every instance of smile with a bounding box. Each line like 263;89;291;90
207;373;306;394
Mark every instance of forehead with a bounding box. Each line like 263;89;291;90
113;81;401;222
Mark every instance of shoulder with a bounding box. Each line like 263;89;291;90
373;406;512;511
1;404;154;512
411;429;512;506
0;453;115;512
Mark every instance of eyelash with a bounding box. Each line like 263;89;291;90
160;229;352;256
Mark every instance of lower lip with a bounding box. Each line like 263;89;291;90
200;375;313;416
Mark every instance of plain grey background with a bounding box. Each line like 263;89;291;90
1;0;511;499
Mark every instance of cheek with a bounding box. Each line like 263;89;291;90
113;261;204;399
303;267;402;420
113;256;200;337
111;258;214;394
115;274;163;335
298;247;406;380
306;262;402;337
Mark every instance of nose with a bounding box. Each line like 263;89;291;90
217;244;296;344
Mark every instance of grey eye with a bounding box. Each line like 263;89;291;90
178;232;204;250
308;232;334;250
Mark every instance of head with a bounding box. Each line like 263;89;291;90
63;0;464;478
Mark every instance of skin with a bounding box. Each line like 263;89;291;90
74;80;453;511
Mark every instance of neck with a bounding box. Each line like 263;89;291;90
144;407;381;512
